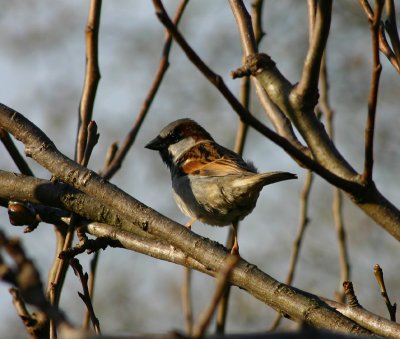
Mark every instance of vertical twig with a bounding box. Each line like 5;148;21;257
343;281;361;308
216;1;264;334
373;264;397;321
193;256;239;338
362;0;384;184
270;170;314;331
70;258;101;335
182;263;193;335
49;2;102;337
83;251;100;330
76;0;102;164
320;55;350;301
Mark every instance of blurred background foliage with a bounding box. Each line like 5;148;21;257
0;1;399;336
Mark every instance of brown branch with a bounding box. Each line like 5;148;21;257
182;265;193;336
307;0;317;44
0;108;372;334
360;0;400;73
0;231;73;336
373;264;397;321
0;128;33;176
70;258;101;335
76;0;102;164
319;54;350;301
101;0;189;180
385;0;400;67
324;297;400;338
193;256;239;338
81;120;99;168
83;251;100;330
229;0;308;156
363;0;384;184
296;0;332;101
343;281;361;308
270;170;314;331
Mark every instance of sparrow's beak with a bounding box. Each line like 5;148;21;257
145;136;165;151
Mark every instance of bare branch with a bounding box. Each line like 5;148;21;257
270;170;314;331
76;0;102;164
70;258;101;335
324;297;400;338
0;108;372;333
101;0;189;180
363;0;384;184
0;128;33;176
373;264;397;321
229;0;308;155
296;0;332;100
192;255;239;338
360;0;400;73
385;0;400;66
319;54;350;301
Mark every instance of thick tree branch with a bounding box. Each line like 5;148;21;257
0;105;371;334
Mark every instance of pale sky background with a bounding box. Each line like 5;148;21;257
0;1;399;337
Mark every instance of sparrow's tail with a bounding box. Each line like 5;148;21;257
254;171;297;187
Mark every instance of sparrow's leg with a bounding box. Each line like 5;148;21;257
230;222;239;256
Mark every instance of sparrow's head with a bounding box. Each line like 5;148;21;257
145;118;213;168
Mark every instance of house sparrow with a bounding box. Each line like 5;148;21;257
145;118;297;255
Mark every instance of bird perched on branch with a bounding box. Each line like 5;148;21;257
146;118;296;255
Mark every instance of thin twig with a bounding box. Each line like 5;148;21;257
83;251;100;330
343;281;361;308
362;0;384;184
182;264;193;335
270;170;314;331
296;0;332;101
81;120;99;168
50;3;103;336
373;264;397;321
229;0;308;155
101;0;189;180
385;0;400;67
319;54;350;301
307;0;317;45
76;0;102;164
0;231;73;336
360;0;400;73
193;255;239;338
70;258;101;335
0;128;33;176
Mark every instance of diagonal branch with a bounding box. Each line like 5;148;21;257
0;105;372;334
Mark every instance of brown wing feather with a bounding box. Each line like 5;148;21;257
179;141;256;176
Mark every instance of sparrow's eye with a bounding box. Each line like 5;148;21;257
169;130;182;143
